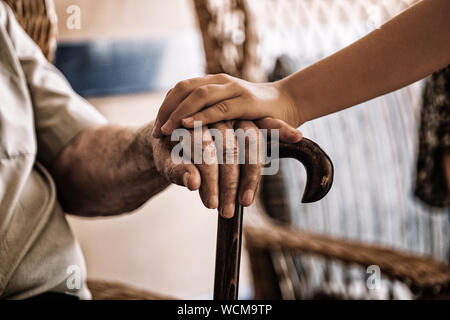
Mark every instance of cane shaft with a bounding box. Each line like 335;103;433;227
213;204;244;300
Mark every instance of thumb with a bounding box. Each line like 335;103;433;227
165;162;201;191
255;117;302;143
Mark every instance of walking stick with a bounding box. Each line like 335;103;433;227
213;138;334;300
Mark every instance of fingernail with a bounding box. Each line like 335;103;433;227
208;196;218;209
161;120;174;135
242;190;254;206
221;204;235;219
183;172;190;188
290;130;301;141
182;117;194;127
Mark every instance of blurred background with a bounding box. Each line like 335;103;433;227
36;0;448;300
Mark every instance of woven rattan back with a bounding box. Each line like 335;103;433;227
193;0;261;81
193;0;418;81
4;0;57;60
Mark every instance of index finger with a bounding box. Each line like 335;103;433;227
152;74;231;138
235;120;263;207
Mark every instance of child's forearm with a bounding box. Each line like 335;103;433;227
280;0;450;125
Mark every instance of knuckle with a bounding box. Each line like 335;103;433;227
246;90;256;100
202;139;216;151
223;134;238;152
246;135;259;151
165;164;178;183
215;102;230;114
242;125;259;136
223;120;235;129
210;122;225;130
204;146;218;164
194;87;208;99
203;139;217;154
192;139;218;164
174;80;190;93
240;84;255;98
222;178;239;193
216;73;231;82
192;138;203;153
230;81;243;91
257;156;264;167
224;147;239;164
224;145;239;157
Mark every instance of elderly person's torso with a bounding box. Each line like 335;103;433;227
0;2;106;299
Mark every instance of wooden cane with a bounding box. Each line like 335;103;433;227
213;204;244;300
213;138;334;300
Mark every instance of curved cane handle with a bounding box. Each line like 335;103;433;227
214;137;333;300
270;138;334;203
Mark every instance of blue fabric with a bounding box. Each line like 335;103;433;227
54;39;165;97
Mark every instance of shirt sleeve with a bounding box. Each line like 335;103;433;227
1;3;107;167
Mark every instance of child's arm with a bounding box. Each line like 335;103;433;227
281;0;450;125
153;0;450;137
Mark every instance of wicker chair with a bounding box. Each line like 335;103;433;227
5;0;173;300
4;0;57;60
192;0;450;300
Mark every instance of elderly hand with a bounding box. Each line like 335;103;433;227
152;117;301;218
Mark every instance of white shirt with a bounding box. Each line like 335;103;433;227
0;2;106;299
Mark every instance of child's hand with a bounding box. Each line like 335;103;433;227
152;74;302;138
